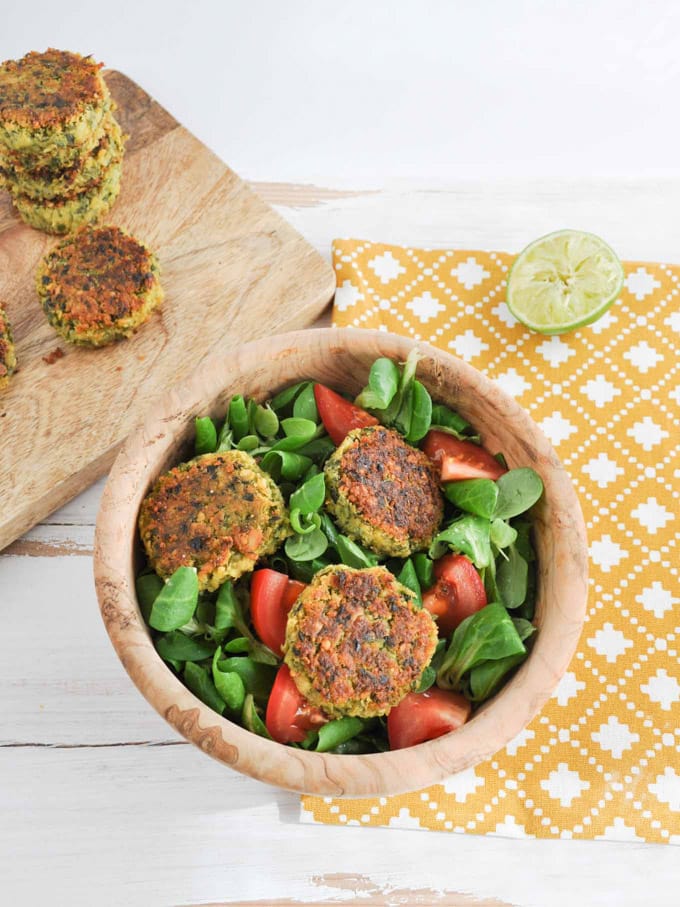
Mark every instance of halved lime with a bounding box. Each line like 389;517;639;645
507;230;624;334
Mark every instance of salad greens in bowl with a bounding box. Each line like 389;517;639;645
94;328;588;796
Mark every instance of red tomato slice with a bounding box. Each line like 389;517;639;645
265;664;327;744
422;429;507;481
314;383;379;446
250;569;306;655
422;554;487;637
387;687;472;750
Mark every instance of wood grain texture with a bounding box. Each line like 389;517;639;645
0;70;335;552
94;327;588;798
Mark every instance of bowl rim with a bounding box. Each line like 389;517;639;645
94;327;588;797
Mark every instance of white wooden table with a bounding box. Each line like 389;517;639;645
2;4;680;905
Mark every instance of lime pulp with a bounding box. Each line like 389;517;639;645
506;229;624;334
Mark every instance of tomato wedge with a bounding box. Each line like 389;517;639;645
387;687;472;750
314;383;379;446
422;430;507;482
265;664;327;744
250;569;306;655
422;554;487;637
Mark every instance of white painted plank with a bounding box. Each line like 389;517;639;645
39;478;107;526
2;744;678;907
273;178;680;263
1;556;175;744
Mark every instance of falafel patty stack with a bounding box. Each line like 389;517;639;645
0;49;126;234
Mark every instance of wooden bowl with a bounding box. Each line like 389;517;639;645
94;328;587;797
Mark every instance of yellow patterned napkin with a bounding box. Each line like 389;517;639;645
301;239;679;843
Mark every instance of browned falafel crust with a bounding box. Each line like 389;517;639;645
0;113;125;200
36;225;161;344
0;303;16;389
0;49;107;130
325;425;444;557
139;450;291;592
284;565;438;718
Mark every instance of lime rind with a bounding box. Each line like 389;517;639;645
507;229;624;335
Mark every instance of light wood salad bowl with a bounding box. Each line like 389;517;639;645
94;328;588;797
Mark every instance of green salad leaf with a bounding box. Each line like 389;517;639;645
313;717;368;753
155;631;214;663
355;358;400;410
194;417;218;455
489;518;517;550
494;468;544;520
468;618;536;701
242;694;271;738
430;403;472;437
430;514;492;568
444;478;499;519
289;472;325;514
212;649;246;710
412;553;435;590
228;395;249;442
397;558;422;604
285;528;329;562
254;404;279;438
496;544;528;609
437;602;526;691
335;534;378;569
405;380;433;442
135;573;163;623
149;567;199;632
184;662;226;714
260;450;312;481
292;383;319;422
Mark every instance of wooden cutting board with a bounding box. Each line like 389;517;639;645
0;71;336;552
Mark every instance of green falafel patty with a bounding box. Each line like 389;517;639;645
14;155;122;234
0;303;16;390
284;565;438;718
36;224;162;346
139;450;292;592
0;107;111;172
324;425;444;558
0;113;125;201
0;49;110;155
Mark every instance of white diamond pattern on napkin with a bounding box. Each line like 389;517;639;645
334;279;363;312
636;581;678;619
623;340;664;373
582;453;625;488
541;764;590;807
536;336;575;368
627;416;670;451
641;669;680;711
552;672;587;707
406;290;445;323
491;301;518;328
591;717;640;759
625;266;661;301
587;622;634;662
539;412;578;446
590;536;629;573
648;769;680;811
581;374;621;408
441;767;485;801
448;330;489;361
367;250;406;284
631;498;675;535
495;368;531;398
451;256;490;290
